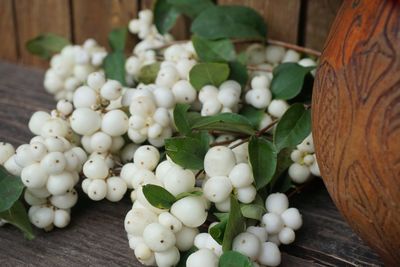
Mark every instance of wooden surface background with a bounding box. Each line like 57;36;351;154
0;0;343;68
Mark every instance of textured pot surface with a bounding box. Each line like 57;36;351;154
312;0;400;265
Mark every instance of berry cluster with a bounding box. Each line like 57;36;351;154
44;39;107;100
289;134;320;183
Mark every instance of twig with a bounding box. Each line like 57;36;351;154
195;170;204;179
267;39;321;57
247;65;273;72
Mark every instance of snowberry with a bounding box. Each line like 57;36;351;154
228;163;254;188
297;134;314;153
217;87;240;108
175;226;198;251
15;144;35;167
120;163;138;188
44;137;66;152
90;132;112;153
259;113;273;130
204;146;236;177
125;56;141;76
56;100;73;115
278;227;295;244
290;149;302;163
246;88;272;109
163;167;195;196
219;80;241;95
40;152;66;175
158;212;182;233
30;206;54;229
298;58;317;67
29;111;51;135
303;154;314;165
282;49;301;63
153;108;171;127
232;232;261;260
246;44;266;65
186;248;218;267
53;209;71;228
247;226;268;243
101;110;129;137
87;71;106;90
172;80;197;104
101;80;122;100
27;186;51;198
206;235;223;256
106;176;127;202
310;159;321;176
156;66;179;88
109;136;125;154
73;86;98;108
230;141;249;164
21;163;48;188
134;145;160;171
147;123;163;139
251;75;270;89
194;233;210;249
199;85;218;103
215;197;231;212
41;119;69;138
135;243;153;262
170;196;207;228
24;190;46;206
155;160;174;181
125;207;158;236
201;99;222;116
258;242;281;266
50;189;78;209
288;163;311;183
0;142;14;164
154;246;180;267
265;45;286;64
83;156;109;179
268;100;289;118
262;213;284;234
129;96;156;117
265;193;289;214
128;235;145;250
4;155;22;176
153;87;175;109
281;208;302;230
70;108;102;135
176;59;196;79
203;176;232;203
143;222;176;252
47;171;75;195
236;185;256;204
81;178;91;194
87;179;107;201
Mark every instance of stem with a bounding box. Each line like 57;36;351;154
267;39;321;57
247;65;273;72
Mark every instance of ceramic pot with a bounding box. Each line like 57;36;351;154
312;0;400;265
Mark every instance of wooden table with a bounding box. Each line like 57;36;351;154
0;61;383;266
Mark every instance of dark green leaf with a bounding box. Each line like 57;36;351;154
154;0;180;34
189;62;230;90
26;33;70;59
249;136;277;190
240;203;266;220
192;35;236;62
210;219;227;245
142;184;176;209
239;106;264;129
270;148;293;193
177;247;198;267
191;113;255;135
103;51;126;85
0;166;24;212
219;251;253;267
191;5;267;40
271;175;293;194
173;103;191;135
271;63;315;100
0;201;34;240
228;61;248;86
137;62;161;84
167;0;214;18
165;132;209;169
214;212;229;222
176;190;203;200
222;196;246;251
274;103;311;151
108;27;127;52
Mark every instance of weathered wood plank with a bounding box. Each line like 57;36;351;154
14;0;71;68
303;0;343;50
72;0;138;52
0;0;18;62
218;0;301;43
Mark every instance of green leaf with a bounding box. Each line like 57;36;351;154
219;251;253;267
191;113;255;135
108;27;127;52
270;148;293;193
103;51;126;85
176;247;198;267
222;196;246;251
173;103;192;135
154;0;180;34
239;106;264;129
189;62;230;90
228;61;248;86
210;218;227;245
142;184;176;209
240;203;266;220
248;136;277;190
191;5;267;40
137;62;161;84
0;201;34;240
214;212;229;222
192;35;236;62
26;33;70;59
176;190;203;200
0;166;24;212
271;63;315;100
274;103;311;152
165;132;209;170
167;0;214;18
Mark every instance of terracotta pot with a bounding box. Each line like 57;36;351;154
312;0;400;265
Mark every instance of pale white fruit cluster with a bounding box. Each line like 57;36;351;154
0;142;15;228
202;146;256;210
123;147;208;266
44;39;107;101
198;80;241;116
289;134;321;184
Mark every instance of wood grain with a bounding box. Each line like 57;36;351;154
312;0;400;265
72;0;138;52
0;60;382;266
14;0;71;68
0;0;18;62
303;0;343;50
217;0;301;43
